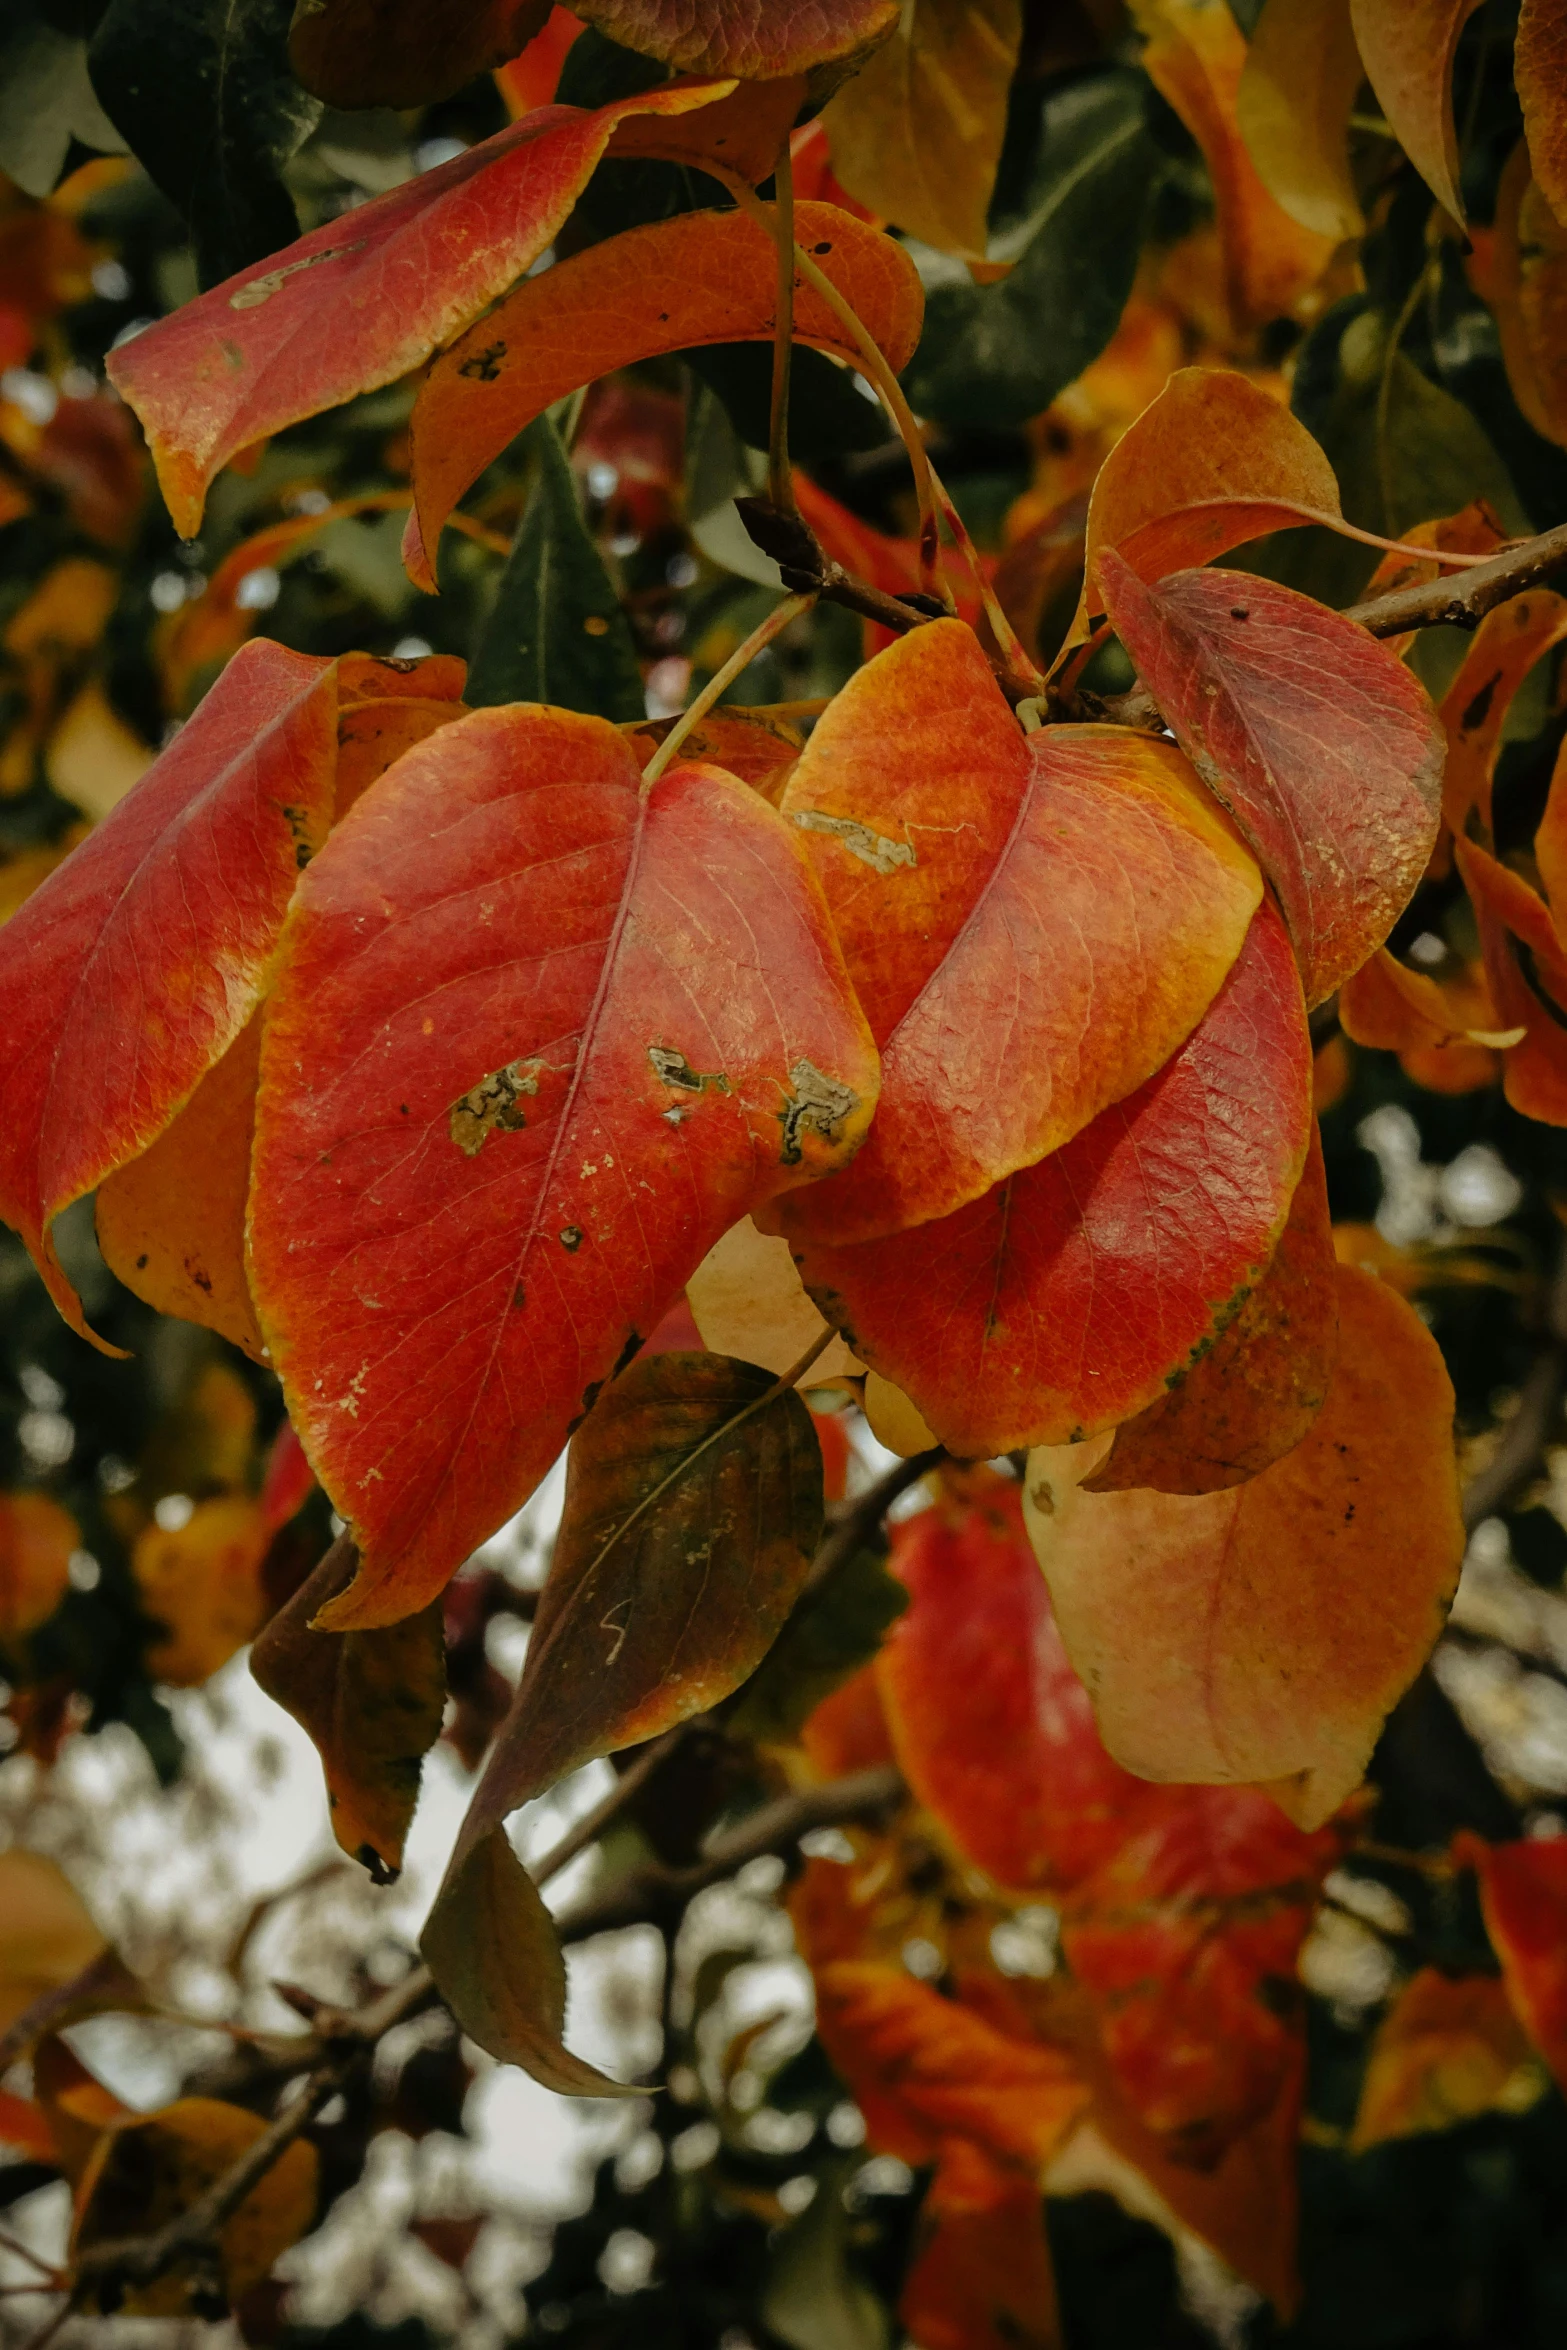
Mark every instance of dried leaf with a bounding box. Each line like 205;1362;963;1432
1438;588;1567;842
1350;1968;1543;2150
1235;0;1365;241
795;897;1310;1458
1350;0;1484;225
1098;551;1445;1005
406;202;923;588
248;717;873;1628
0;637;336;1344
1025;1265;1463;1828
423;1351;823;2084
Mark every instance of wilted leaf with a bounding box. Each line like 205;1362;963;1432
687;1216;861;1380
1132;0;1336;325
876;1473;1140;1894
901;72;1152;428
1350;1969;1543;2150
406;201;923;587
0;1853;106;2035
900;2142;1063;2350
88;0;320;288
1098;551;1445;1005
566;0;899;77
822;0;1021;260
248;712;876;1628
1454;839;1567;1123
1518;0;1567;225
1085;1126;1339;1495
778;626;1261;1248
251;1537;445;1880
1456;1831;1567;2091
1235;0;1364;241
96;1015;266;1361
134;1496;271;1685
289;0;549;106
795;897;1311;1458
1025;1265;1463;1828
0;1490;77;1642
466;415;643;715
423;1351;823;2082
0;637;336;1343
1349;0;1484;225
73;2097;319;2316
1438;588;1567;842
107;79;736;537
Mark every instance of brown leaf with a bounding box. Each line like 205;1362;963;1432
289;0;550;107
1518;0;1567;226
1350;0;1485;225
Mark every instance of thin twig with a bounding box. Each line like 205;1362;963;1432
641;592;816;785
806;1448;945;1594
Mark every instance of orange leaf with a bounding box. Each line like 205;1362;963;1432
902;2144;1063;2350
876;1474;1142;1895
1026;1265;1463;1829
0;1853;107;2037
406;203;923;588
1456;1831;1567;2091
1098;551;1446;1005
496;5;583;111
800;1660;898;1781
1438;587;1567;842
0;2090;59;2164
1491;140;1567;450
0;1491;78;1641
1350;1967;1542;2150
794;895;1311;1458
1085;1122;1339;1495
332;694;468;823
0;638;336;1345
133;1496;271;1685
624;705;804;802
1518;0;1567;226
1235;0;1365;242
289;0;551;107
565;0;899;76
778;628;1261;1249
1350;0;1485;225
106;80;736;538
1455;837;1567;1123
1339;946;1504;1053
1132;0;1338;324
247;716;878;1627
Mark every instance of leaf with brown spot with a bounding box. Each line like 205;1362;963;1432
247;712;876;1629
1350;0;1485;225
406;202;923;587
1085;1124;1339;1495
1025;1265;1463;1829
1098;551;1445;1005
251;1538;445;1882
1350;1969;1544;2151
794;897;1311;1458
422;1351;824;2085
0;637;336;1346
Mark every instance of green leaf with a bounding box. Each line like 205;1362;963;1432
901;70;1153;429
761;2156;892;2350
251;1537;446;1883
466;415;645;720
728;1545;908;1747
422;1351;824;2084
88;0;320;289
0;4;126;199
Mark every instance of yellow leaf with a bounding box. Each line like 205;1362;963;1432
862;1372;939;1458
45;682;155;822
687;1216;862;1380
1236;0;1365;241
0;1852;106;2035
133;1497;270;1686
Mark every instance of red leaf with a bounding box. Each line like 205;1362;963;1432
794;896;1311;1457
1456;1831;1567;2092
106;81;736;537
406;202;923;587
1455;837;1567;1124
0;639;336;1343
247;716;877;1627
900;2145;1063;2350
1097;552;1445;1005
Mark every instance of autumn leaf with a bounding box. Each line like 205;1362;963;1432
1025;1265;1463;1829
777;625;1262;1248
565;0;900;78
1350;1968;1543;2150
1236;0;1365;242
1350;0;1485;224
687;1216;862;1381
900;2141;1064;2350
406;202;923;588
0;1490;77;1642
0;1852;106;2035
1454;838;1567;1123
1097;551;1446;1005
1338;947;1514;1062
72;2097;319;2317
133;1495;271;1686
106;79;738;537
423;1351;824;2084
1455;1831;1567;2092
625;706;805;803
247;712;876;1630
794;896;1311;1459
1492;141;1567;451
288;0;551;108
875;1473;1139;1893
0;637;336;1344
822;0;1022;261
1438;587;1567;842
1132;0;1337;325
1518;0;1567;225
1084;1125;1339;1495
251;1537;445;1881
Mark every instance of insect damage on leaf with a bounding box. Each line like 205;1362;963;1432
778;1059;861;1165
448;1058;544;1155
790;809;918;873
648;1044;731;1093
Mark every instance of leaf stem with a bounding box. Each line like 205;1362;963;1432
768;143;798;520
926;457;1046;690
641;591;815;786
